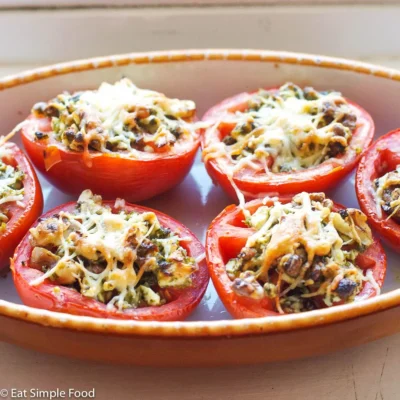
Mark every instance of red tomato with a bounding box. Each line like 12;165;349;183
202;89;374;201
20;115;199;202
206;197;386;318
0;143;43;271
356;129;400;252
12;201;209;321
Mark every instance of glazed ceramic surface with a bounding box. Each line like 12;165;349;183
1;50;400;366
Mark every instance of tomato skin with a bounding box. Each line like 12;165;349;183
202;89;375;201
11;201;209;321
21;116;199;202
206;198;387;319
356;129;400;252
0;143;43;271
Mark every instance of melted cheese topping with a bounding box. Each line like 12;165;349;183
203;83;358;175
374;165;400;220
32;78;198;157
29;190;197;310
226;192;376;313
0;144;25;228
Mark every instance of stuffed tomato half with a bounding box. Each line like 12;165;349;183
356;129;400;252
206;192;386;318
0;139;43;271
202;83;374;201
12;190;208;321
19;78;200;202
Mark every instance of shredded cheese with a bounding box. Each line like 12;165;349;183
203;83;358;177
374;165;400;221
32;78;198;158
226;192;377;313
365;269;381;297
29;190;197;310
0;143;25;228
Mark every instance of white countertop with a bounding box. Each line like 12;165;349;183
0;333;398;400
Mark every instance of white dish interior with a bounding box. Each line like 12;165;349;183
1;54;399;321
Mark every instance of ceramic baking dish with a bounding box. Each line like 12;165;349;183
1;49;400;366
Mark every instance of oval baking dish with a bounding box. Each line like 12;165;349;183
1;49;400;367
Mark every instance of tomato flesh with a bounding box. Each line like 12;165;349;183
206;197;387;318
21;116;200;202
356;129;400;252
11;201;209;321
0;143;43;271
202;89;375;201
